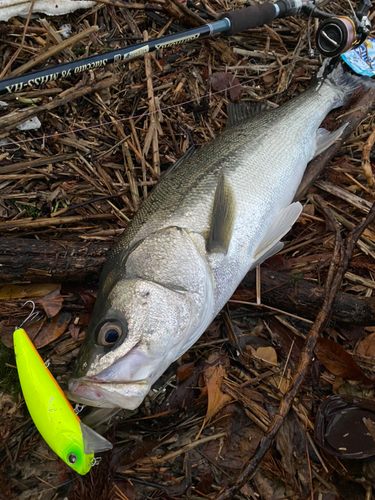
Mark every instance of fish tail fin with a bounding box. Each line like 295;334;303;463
314;58;375;106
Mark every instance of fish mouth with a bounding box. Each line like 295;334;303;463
68;378;151;410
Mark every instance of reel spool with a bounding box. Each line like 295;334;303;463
315;17;357;57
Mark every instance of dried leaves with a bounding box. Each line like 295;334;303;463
203;362;232;421
315;338;375;385
176;361;195;383
0;281;93;354
197;354;232;438
0;311;72;348
36;289;63;318
0;283;59;300
254;346;278;366
357;332;375;359
275;414;310;496
210;72;243;102
34;311;72;348
0;0;375;498
201;404;263;471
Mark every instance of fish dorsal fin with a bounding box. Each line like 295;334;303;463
227;102;271;128
207;175;236;255
80;422;113;454
161;146;198;179
253;202;302;262
314;123;348;157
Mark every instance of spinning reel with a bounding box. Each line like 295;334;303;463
311;0;372;57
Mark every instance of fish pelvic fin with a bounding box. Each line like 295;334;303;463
253;202;302;263
207;174;236;255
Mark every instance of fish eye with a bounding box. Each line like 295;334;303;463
68;452;77;464
97;322;123;346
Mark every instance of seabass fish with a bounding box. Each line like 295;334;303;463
69;61;371;409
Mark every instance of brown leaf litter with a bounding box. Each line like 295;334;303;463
0;0;375;499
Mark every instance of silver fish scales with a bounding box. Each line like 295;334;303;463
68;61;372;409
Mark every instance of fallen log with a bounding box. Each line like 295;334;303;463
1;238;375;325
0;238;110;283
240;268;375;326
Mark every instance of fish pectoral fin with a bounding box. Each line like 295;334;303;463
207;175;236;255
314;123;348;157
253;202;302;262
227;102;272;128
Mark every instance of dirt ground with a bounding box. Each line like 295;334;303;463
1;0;375;498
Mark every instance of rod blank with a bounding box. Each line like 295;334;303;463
0;19;230;96
0;1;311;96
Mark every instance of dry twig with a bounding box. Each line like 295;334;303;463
0;0;37;79
0;75;118;136
8;25;99;78
215;197;375;500
361;124;375;191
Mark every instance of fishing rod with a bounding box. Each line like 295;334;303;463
0;0;371;96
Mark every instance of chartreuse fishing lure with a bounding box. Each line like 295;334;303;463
14;322;112;475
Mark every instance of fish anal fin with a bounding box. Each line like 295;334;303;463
315;123;348;157
207;175;236;255
253;202;302;262
227;102;272;128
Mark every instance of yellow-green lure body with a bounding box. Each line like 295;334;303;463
14;327;112;475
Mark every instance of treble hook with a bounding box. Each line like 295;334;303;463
18;300;42;329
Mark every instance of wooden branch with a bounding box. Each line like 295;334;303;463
1;238;375;326
0;238;111;283
0;153;78;174
0;213;116;232
240;268;375;326
214;199;375;500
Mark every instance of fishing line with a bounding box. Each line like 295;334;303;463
1;66;285;149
